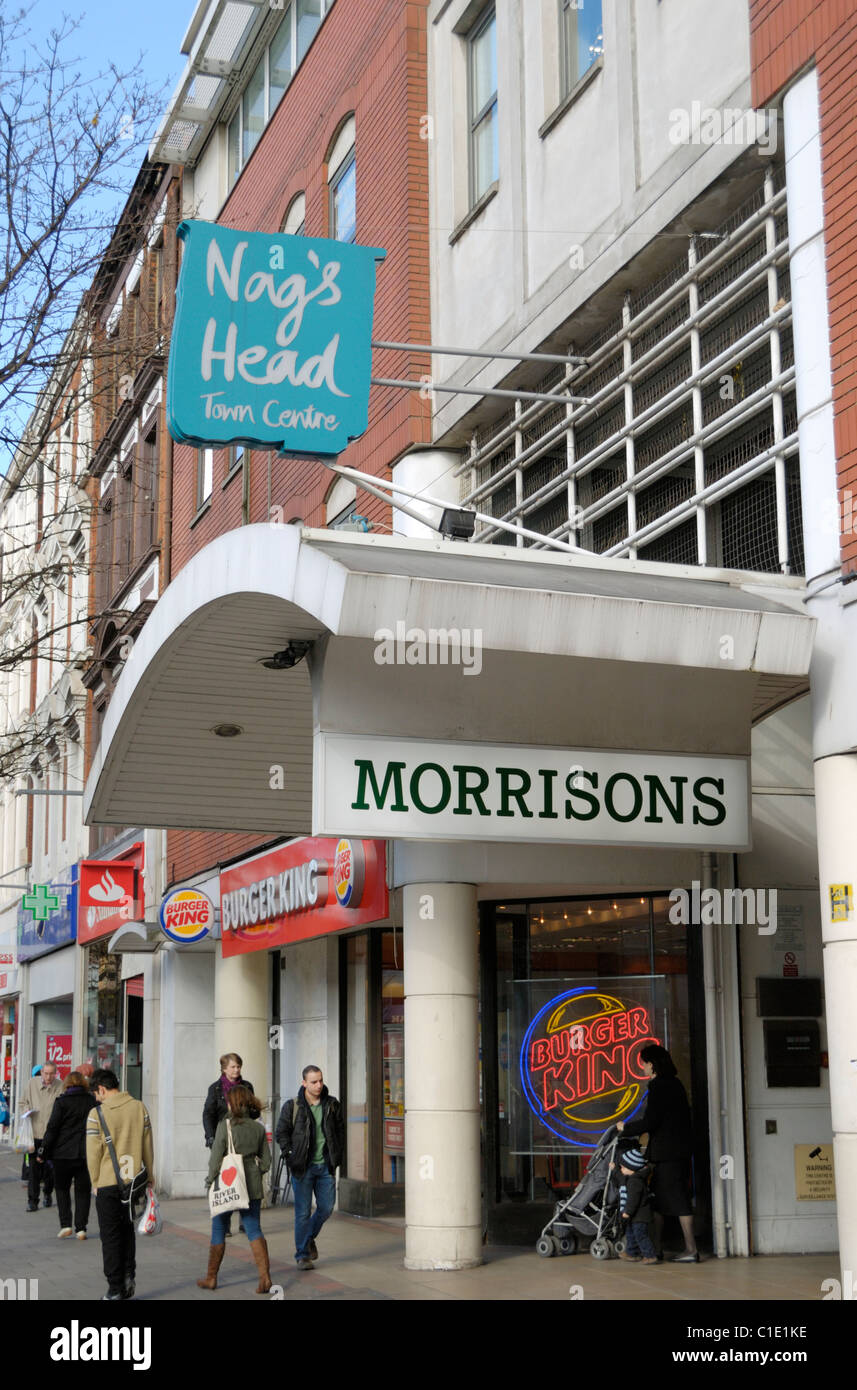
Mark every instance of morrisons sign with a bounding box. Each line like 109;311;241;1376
314;734;750;850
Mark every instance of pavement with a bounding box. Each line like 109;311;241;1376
0;1147;841;1302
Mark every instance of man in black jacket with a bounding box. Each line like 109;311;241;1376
275;1065;345;1270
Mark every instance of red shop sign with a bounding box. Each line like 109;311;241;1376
78;845;145;945
46;1034;72;1079
220;837;388;957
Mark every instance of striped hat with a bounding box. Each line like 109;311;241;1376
619;1147;648;1170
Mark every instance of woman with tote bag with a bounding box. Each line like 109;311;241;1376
199;1084;272;1293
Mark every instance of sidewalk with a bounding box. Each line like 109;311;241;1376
1;1148;837;1301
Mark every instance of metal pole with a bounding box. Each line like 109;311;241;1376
370;377;591;406
372;340;588;366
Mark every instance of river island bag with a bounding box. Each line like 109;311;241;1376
209;1118;249;1216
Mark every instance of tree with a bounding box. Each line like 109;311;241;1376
0;0;165;469
0;3;169;793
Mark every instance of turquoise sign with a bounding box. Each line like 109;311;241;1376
167;221;386;456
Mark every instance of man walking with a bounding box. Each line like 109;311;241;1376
19;1060;62;1212
86;1068;154;1301
276;1065;344;1270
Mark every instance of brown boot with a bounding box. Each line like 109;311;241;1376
249;1237;271;1294
196;1243;225;1290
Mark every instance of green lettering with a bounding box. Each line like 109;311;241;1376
495;766;533;818
643;774;687;824
604;773;643;822
351;760;408;812
692;776;726;826
565;770;598;820
452;764;491;816
538;768;559;819
410;762;452;814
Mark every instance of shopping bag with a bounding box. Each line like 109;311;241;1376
137;1185;163;1236
208;1119;249;1216
13;1112;33;1153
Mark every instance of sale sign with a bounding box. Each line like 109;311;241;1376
46;1034;72;1079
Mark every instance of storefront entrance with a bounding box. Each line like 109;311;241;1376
480;893;711;1246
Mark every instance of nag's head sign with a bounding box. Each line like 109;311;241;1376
167;221;385;456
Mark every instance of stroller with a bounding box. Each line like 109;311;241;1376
536;1126;631;1260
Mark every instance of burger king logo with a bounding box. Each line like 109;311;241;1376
520;988;660;1148
159;888;214;944
333;839;364;908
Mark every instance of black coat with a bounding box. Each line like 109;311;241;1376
202;1077;260;1147
275;1085;345;1178
41;1088;96;1164
622;1075;692;1162
619;1169;653;1223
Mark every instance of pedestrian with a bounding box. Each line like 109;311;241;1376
616;1147;658;1264
198;1083;272;1293
86;1068;155;1302
275;1065;345;1271
202;1052;260;1238
617;1042;699;1262
42;1070;97;1239
19;1060;62;1212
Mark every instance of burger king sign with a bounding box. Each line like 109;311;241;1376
159;888;215;945
520;987;661;1148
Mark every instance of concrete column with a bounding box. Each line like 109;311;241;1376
403;882;481;1270
214;949;269;1103
814;756;857;1279
785;67;857;1286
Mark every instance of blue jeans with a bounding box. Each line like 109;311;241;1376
624;1219;657;1259
211;1198;262;1244
293;1162;336;1260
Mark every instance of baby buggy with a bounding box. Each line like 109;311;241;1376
536;1125;629;1260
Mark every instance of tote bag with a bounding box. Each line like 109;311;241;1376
208;1118;249;1216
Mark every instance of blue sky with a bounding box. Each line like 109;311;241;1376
30;0;191;115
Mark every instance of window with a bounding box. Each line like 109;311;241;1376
468;7;498;206
281;192;306;236
559;0;603;97
226;1;336;186
225;444;244;481
330;152;356;242
197;448;213;511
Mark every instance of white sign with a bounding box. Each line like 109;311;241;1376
314;734;751;849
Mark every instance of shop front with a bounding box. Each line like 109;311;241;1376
84;524;819;1267
16;864;77;1080
78;844;145;1081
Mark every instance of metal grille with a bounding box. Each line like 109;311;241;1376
465;171;802;574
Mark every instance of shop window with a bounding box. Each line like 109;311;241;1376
345;933;369;1181
468;6;498;207
485;894;698;1238
559;0;603;98
85;939;123;1075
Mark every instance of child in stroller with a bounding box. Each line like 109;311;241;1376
536;1125;631;1260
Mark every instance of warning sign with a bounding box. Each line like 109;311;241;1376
794;1145;836;1201
783;950;798;978
829;885;853;922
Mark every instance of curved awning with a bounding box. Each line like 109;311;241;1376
84;525;815;833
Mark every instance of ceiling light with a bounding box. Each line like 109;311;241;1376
212;723;243;738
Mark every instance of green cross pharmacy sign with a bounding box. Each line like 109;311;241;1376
22;884;61;920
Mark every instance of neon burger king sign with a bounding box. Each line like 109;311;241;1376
520;988;660;1147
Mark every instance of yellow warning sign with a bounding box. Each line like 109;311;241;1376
829;884;853;922
795;1145;836;1201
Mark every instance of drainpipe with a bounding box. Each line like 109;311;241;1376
702;850;729;1257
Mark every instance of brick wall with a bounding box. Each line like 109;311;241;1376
750;0;857;572
166;0;431;886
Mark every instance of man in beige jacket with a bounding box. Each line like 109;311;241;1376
20;1061;62;1212
86;1068;155;1301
